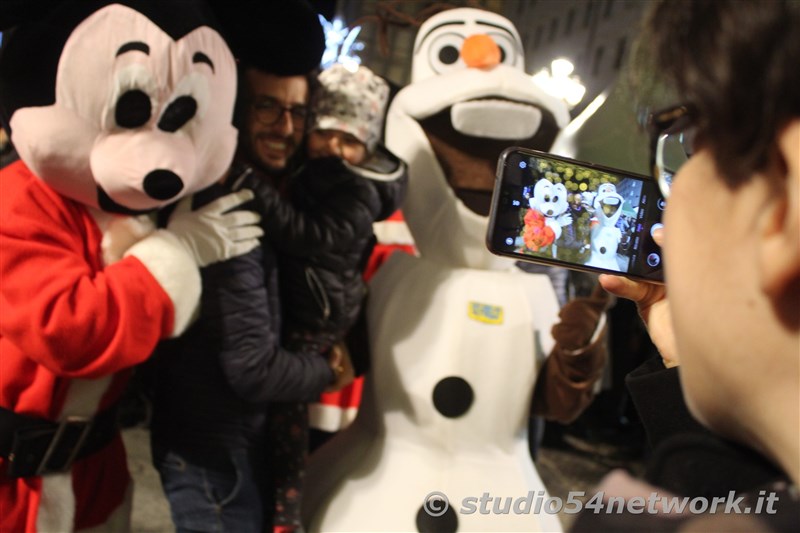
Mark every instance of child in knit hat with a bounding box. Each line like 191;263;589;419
263;63;406;356
247;63;408;533
305;63;390;165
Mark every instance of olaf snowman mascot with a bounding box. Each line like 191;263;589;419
586;183;625;271
304;8;609;532
0;2;260;531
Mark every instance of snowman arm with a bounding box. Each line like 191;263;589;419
531;285;610;423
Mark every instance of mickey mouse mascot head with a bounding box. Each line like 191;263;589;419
530;179;573;257
0;2;260;530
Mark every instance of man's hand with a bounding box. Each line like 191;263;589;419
598;227;678;367
166;189;263;267
325;342;355;392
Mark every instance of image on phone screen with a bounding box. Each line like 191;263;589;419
487;147;665;282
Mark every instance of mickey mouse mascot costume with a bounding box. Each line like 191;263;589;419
0;1;260;531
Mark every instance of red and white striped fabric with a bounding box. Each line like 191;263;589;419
308;210;417;433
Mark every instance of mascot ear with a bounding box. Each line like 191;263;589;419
208;0;324;75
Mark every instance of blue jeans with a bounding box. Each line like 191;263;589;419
152;445;268;533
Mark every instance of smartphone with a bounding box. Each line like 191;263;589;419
487;147;666;283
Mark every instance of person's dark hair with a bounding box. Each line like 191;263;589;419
232;62;251;131
232;62;315;178
232;62;317;132
632;0;800;185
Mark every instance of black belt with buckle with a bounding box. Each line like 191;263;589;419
0;405;118;478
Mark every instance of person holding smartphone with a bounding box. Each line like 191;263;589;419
571;1;799;530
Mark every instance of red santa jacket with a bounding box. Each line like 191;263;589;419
0;160;174;531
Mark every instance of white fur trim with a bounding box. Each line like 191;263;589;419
38;474;76;533
61;377;113;418
38;357;116;532
308;403;359;433
125;230;201;337
101;215;157;266
372;220;415;247
39;471;132;533
89;209;156;266
77;481;133;533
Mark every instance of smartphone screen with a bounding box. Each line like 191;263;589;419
487;147;665;282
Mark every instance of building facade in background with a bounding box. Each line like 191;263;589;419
332;0;648;117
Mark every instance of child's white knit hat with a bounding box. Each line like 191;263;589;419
310;64;389;151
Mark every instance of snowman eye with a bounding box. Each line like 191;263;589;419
487;32;519;67
427;32;466;74
439;45;459;65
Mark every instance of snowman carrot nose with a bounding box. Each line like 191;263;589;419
461;34;501;69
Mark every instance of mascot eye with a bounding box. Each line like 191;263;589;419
487;32;519;67
427;32;466;74
439;45;460;65
158;96;198;132
553;195;559;203
115;89;152;128
105;64;158;131
159;72;211;133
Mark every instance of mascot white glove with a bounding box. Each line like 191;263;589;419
166;189;263;267
124;189;263;336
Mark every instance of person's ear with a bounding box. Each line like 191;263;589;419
758;119;800;299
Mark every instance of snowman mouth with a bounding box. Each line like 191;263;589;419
600;198;621;218
450;99;544;139
419;99;560;216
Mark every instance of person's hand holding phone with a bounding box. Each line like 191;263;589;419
598;227;679;367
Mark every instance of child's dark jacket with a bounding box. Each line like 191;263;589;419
251;144;407;344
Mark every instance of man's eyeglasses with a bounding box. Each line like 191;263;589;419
251;97;308;128
648;104;697;199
